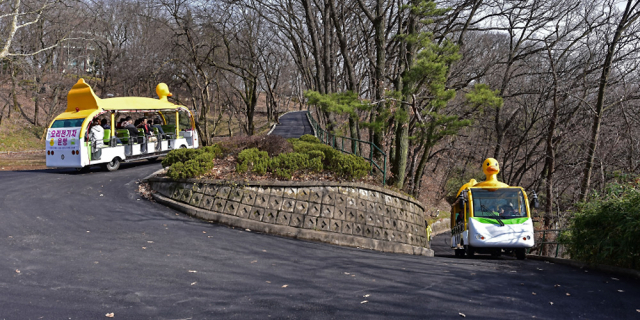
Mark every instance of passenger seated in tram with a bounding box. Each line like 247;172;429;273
100;119;110;129
152;117;165;137
89;119;104;148
499;203;517;217
122;116;141;143
137;117;152;135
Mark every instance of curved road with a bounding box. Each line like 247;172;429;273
269;111;314;139
1;163;639;319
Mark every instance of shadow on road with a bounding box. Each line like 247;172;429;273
17;159;161;175
431;233;520;261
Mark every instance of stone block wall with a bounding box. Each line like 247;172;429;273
148;177;431;255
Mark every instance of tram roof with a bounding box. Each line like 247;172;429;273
58;78;181;120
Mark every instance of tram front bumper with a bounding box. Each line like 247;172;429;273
468;218;534;248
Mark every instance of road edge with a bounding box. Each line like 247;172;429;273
526;255;640;280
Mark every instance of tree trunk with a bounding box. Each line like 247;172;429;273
579;0;640;201
543;46;560;256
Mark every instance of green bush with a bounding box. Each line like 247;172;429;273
162;144;221;168
332;154;370;180
230;135;371;181
163;144;221;179
299;134;321;144
269;152;312;180
202;145;223;158
162;148;199;168
166;152;215;180
562;184;640;270
291;140;340;166
237;148;270;174
306;150;325;161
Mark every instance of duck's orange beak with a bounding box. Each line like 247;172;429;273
486;166;499;174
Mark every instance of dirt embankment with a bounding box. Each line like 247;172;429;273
0;151;46;171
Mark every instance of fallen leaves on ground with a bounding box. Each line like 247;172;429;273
459;312;466;317
361;300;368;304
137;182;155;201
188;270;197;273
282;285;288;288
105;312;114;318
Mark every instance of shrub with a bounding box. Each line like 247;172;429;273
562;183;640;270
162;148;199;168
166;152;215;180
299;134;321;144
201;145;223;158
162;144;221;168
291;140;340;166
269;152;311;180
306;150;325;161
217;135;293;157
331;154;371;180
237;148;270;174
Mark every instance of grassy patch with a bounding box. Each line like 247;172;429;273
0;125;46;152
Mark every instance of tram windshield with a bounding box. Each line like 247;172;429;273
50;119;84;128
471;188;527;219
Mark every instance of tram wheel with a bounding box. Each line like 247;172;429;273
465;245;475;258
104;157;121;172
515;248;526;260
147;157;159;162
455;249;465;258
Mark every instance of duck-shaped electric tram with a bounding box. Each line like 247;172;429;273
450;158;538;259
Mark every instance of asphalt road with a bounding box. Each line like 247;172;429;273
269;111;314;138
1;163;639;319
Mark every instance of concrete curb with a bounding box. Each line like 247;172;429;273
526;255;640;280
141;168;166;182
151;192;433;257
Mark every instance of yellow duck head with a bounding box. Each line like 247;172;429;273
482;158;500;180
156;83;172;102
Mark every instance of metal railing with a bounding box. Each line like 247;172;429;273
306;111;387;185
532;229;567;258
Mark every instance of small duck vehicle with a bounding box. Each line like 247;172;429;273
46;79;199;171
450;158;539;259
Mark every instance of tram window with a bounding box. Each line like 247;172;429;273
51;119;84;128
178;111;191;129
163;112;176;125
471;188;527;219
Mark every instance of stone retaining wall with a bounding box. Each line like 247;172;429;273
147;177;433;256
